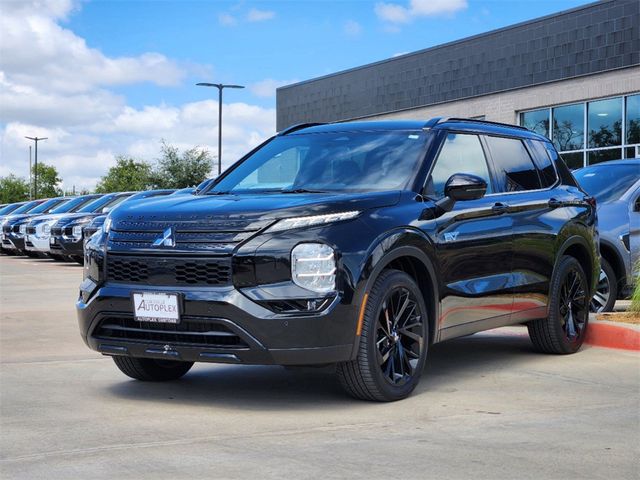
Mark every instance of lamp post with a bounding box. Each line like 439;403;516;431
195;82;244;175
25;136;47;199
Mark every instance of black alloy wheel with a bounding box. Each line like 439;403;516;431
528;255;589;354
337;269;429;401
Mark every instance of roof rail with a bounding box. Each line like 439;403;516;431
431;117;529;131
277;123;326;136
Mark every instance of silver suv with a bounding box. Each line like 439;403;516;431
574;159;640;312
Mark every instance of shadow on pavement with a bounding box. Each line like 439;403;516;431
104;329;539;410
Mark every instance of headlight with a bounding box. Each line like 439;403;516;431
291;243;336;293
72;225;84;238
43;223;51;235
102;216;112;234
266;211;360;233
19;225;26;234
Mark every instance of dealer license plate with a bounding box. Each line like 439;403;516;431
50;237;56;245
132;292;180;324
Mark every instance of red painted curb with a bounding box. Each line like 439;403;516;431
584;322;640;351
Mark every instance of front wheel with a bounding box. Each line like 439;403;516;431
528;256;589;354
337;270;429;401
112;356;194;381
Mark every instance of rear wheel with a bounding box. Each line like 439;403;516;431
337;270;429;401
528;256;589;354
112;356;194;381
589;258;617;313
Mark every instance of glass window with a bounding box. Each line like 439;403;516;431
574;164;640;202
485;136;541;192
625;146;639;159
588;98;622;148
212;131;429;194
552;103;584;152
587;148;622;165
560;152;584;170
626;95;640;145
521;109;549;138
528;140;558;188
426;133;492;199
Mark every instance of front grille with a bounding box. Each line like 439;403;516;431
2;226;10;234
108;218;271;254
51;227;63;236
106;255;232;286
94;316;248;348
26;227;36;235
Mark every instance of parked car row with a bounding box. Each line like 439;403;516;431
0;189;183;263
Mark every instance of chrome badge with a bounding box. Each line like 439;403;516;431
152;227;175;247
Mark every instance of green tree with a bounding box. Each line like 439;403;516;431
0;174;30;203
95;156;154;193
152;141;213;189
33;163;62;198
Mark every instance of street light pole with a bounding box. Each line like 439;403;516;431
29;146;32;200
195;82;245;175
25;136;47;198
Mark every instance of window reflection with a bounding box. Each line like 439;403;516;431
588;98;622;148
553;104;584;151
521;109;549;138
560;152;584;170
626;95;640;145
588;148;621;165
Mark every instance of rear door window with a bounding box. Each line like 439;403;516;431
485;136;542;192
527;140;558;188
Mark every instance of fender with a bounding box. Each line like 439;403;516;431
349;228;441;357
554;234;599;297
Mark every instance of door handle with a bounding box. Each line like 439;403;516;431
491;202;509;214
548;198;562;209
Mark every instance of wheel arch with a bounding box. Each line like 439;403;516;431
556;235;598;296
599;239;625;292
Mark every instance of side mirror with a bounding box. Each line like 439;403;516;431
434;173;487;214
444;173;487;201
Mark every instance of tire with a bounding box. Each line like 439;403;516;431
112;356;194;381
528;255;589;354
336;269;429;401
589;258;617;313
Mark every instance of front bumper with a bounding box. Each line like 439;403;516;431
1;233;25;252
77;283;359;366
50;234;84;257
25;235;51;253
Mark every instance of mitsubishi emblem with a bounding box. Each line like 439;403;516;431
152;227;175;247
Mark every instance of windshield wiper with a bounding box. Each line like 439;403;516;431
279;188;327;194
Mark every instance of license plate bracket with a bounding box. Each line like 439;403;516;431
132;292;181;324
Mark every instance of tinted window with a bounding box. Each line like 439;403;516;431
574;164;640;203
520;109;549;138
627;95;640;144
485;136;541;192
0;203;22;215
28;198;68;214
49;195;99;214
528;140;558;188
588;98;622;148
543;143;579;187
426;133;492;199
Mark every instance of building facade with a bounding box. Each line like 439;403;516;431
276;0;640;169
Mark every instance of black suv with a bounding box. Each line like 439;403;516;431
78;118;598;401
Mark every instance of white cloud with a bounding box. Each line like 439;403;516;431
375;0;467;26
0;0;276;191
218;13;237;26
249;78;298;98
344;20;363;37
247;8;275;22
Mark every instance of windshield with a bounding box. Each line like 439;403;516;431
78;195;115;213
28;198;68;214
574;164;640;203
0;203;23;215
209;130;429;194
11;201;41;214
49;195;100;214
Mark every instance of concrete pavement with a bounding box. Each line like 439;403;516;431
1;255;639;479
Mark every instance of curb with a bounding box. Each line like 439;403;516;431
584;318;640;351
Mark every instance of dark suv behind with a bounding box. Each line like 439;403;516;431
79;118;598;401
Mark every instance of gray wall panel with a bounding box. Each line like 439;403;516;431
276;0;639;129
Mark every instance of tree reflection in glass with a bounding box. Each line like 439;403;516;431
588;98;622;148
553;104;584;152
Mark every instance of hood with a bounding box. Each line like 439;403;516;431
52;212;100;227
109;190;402;228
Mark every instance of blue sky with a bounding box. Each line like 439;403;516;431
1;0;590;190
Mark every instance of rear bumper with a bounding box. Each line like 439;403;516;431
77;283;359;366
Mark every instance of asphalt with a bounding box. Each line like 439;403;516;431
1;254;639;480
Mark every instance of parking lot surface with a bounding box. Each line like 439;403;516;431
1;255;639;480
